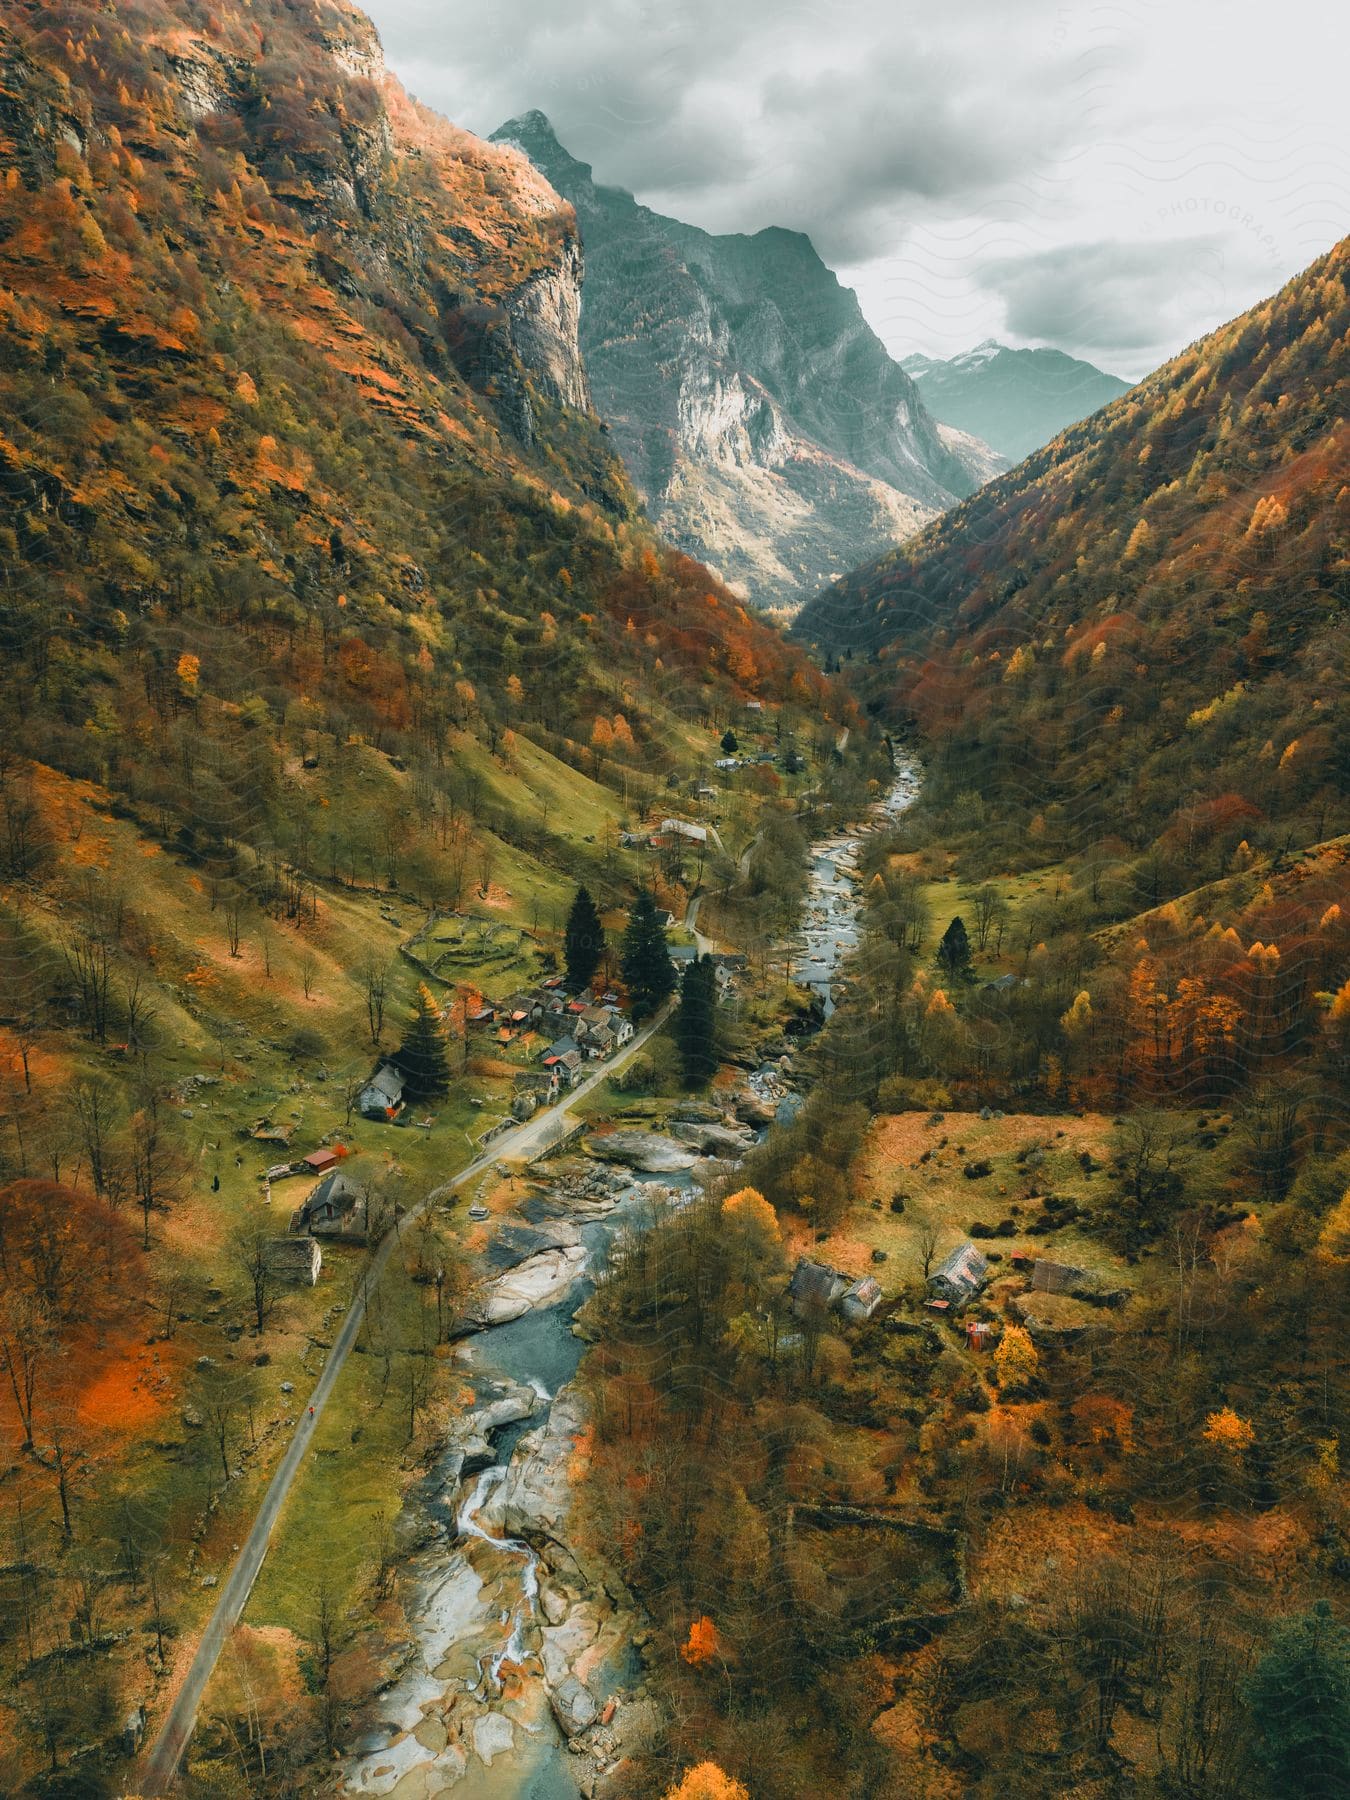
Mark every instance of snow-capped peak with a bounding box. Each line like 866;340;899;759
953;339;1006;368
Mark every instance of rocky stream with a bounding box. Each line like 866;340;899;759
342;758;920;1798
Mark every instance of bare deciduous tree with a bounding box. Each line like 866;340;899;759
357;953;387;1044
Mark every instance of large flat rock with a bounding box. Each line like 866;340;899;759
482;1385;589;1544
465;1245;589;1327
669;1120;754;1156
585;1130;697;1173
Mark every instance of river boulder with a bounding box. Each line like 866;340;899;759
669;1120;754;1157
464;1245;589;1326
669;1101;722;1124
585;1131;697;1173
549;1672;599;1735
732;1089;776;1126
484;1385;589;1543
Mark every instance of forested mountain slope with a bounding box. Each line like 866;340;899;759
0;6;844;1786
801;240;1349;878
589;249;1350;1800
0;0;821;805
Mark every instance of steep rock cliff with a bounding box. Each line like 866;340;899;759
34;2;595;446
493;111;999;608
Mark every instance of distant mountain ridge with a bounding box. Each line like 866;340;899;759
492;111;1004;609
902;340;1132;463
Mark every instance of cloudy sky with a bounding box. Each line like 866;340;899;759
365;0;1348;379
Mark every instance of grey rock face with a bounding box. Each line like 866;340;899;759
584;1131;698;1173
505;232;592;413
492;112;998;608
669;1120;754;1157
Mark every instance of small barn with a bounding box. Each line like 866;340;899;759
928;1242;990;1307
265;1235;322;1285
1030;1257;1087;1295
302;1147;339;1175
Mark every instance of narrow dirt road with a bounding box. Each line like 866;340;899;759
140;1000;672;1793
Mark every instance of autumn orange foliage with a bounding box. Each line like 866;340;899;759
721;1186;779;1241
1202;1407;1256;1452
679;1615;720;1666
662;1765;749;1800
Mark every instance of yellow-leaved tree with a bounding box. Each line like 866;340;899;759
721;1186;779;1242
994;1324;1039;1391
1202;1407;1256;1452
662;1765;749;1800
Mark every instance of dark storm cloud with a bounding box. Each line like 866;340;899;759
976;235;1272;363
373;0;1080;264
366;0;1347;372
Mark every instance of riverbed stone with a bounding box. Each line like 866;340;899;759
584;1130;697;1173
413;1717;447;1755
485;1386;590;1542
669;1102;722;1124
669;1120;754;1156
463;1245;589;1327
549;1673;599;1735
733;1089;776;1125
540;1581;570;1626
471;1711;515;1764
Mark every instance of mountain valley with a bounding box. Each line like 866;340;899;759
0;5;1345;1798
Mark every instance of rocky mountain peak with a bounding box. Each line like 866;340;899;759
493;112;597;193
492;114;1001;607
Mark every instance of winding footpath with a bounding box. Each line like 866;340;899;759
139;998;674;1793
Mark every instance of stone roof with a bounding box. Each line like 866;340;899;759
788;1258;849;1309
930;1242;990;1297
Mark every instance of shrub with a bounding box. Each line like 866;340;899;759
286;1025;329;1062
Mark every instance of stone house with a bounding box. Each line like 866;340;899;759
928;1242;991;1307
265;1235;322;1285
290;1171;370;1242
358;1063;405;1120
789;1260;884;1323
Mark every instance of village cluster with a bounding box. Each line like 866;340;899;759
245;972;652;1287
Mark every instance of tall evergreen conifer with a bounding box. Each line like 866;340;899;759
397;983;451;1098
936;915;972;978
622;890;675;1021
676;955;718;1086
564;885;605;993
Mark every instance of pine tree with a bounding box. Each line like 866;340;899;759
622;889;675;1021
676;955;718;1086
396;983;451;1099
564;885;605;993
720;729;738;753
936;915;972;978
1246;1600;1350;1793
